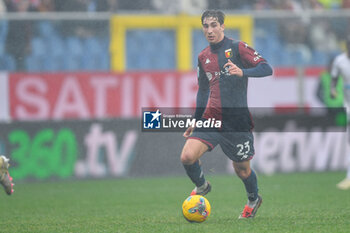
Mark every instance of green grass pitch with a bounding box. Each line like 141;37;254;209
1;172;350;233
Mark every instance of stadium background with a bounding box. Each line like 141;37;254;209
0;0;349;181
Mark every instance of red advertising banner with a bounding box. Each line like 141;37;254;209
9;72;198;120
8;68;325;121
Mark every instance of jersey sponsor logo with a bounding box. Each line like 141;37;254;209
253;51;262;62
225;48;232;58
143;109;162;129
206;72;213;81
206;72;221;81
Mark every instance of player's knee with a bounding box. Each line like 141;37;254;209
234;166;251;180
180;151;197;165
236;170;250;180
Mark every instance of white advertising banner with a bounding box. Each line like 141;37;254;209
0;72;9;121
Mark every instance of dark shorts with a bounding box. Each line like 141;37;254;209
188;128;255;162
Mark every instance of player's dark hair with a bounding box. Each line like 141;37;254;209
201;10;225;25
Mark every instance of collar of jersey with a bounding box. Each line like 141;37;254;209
210;36;227;52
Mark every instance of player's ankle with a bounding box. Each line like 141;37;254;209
196;181;208;193
247;197;259;208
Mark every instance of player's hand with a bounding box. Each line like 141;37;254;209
223;59;243;77
183;126;194;138
331;88;337;99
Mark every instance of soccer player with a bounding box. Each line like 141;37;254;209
0;155;14;195
180;10;273;219
331;36;350;190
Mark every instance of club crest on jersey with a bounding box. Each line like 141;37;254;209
225;48;232;58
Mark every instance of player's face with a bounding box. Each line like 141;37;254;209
202;17;225;44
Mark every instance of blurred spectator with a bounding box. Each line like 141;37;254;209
207;0;252;11
106;0;118;11
58;0;111;37
342;0;350;38
318;0;341;9
273;0;303;11
343;0;350;8
316;56;343;108
309;19;338;54
54;0;119;12
152;0;207;14
279;17;312;64
0;0;6;13
253;0;272;10
280;19;309;45
5;0;36;70
4;0;37;11
58;0;110;12
37;0;54;12
118;0;151;10
300;0;324;10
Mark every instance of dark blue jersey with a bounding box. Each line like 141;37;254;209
195;36;273;131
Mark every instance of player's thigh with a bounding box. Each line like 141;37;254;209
180;138;209;164
220;132;255;162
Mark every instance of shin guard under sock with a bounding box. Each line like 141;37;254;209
242;169;258;201
183;160;205;187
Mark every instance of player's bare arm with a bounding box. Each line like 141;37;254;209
330;76;339;98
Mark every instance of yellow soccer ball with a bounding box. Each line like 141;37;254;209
182;195;211;223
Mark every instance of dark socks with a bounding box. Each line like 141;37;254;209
242;169;258;201
183;160;205;187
